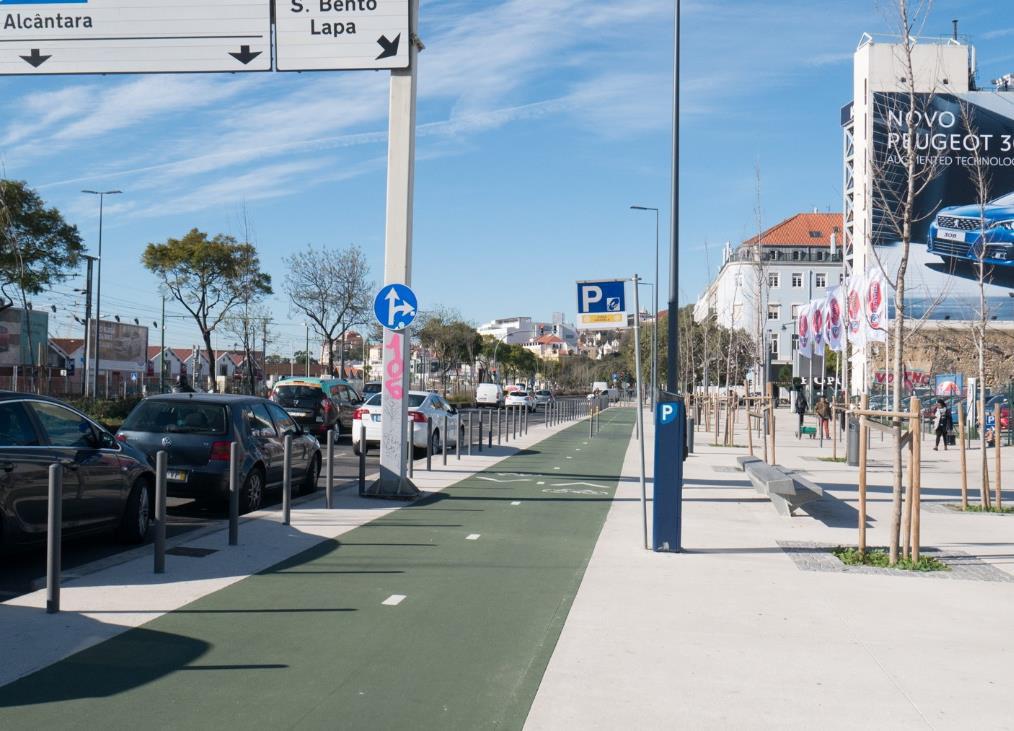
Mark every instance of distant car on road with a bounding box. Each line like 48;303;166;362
0;393;155;549
505;391;535;412
928;192;1014;266
269;377;362;441
352;391;461;457
117;394;321;513
533;389;555;409
475;382;503;408
362;381;382;397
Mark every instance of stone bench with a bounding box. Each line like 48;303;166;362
737;458;823;517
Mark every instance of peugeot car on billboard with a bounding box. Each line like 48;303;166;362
928;191;1014;266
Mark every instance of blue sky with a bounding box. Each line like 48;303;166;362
2;0;1012;356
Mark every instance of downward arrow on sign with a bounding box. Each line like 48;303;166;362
229;45;261;65
20;49;50;68
376;34;401;60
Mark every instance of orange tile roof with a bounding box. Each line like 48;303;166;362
744;212;842;247
51;338;84;354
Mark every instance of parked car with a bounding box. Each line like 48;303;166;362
505;391;535;412
117;394;320;513
0;393;155;549
269;377;362;441
475;382;503;408
362;382;382;397
533;389;555;409
352;391;462;457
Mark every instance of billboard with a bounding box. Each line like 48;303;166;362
0;308;48;367
576;279;627;330
870;91;1014;320
88;319;148;372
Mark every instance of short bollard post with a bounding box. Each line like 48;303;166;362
589;408;594;437
325;428;334;509
46;463;62;614
358;425;367;496
467;412;473;456
426;416;433;471
513;406;519;439
455;414;461;461
228;441;239;546
480;410;486;451
487;409;493;448
443;414;449;466
408;422;415;478
282;434;292;526
154;450;167;574
523;406;528;435
504;407;510;443
497;408;502;445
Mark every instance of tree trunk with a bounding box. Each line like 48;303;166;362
202;331;216;392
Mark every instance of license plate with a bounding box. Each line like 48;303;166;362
372;415;382;422
166;470;188;482
938;229;964;242
289;410;310;418
315;416;324;423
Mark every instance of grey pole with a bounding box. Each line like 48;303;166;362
455;414;461;461
408;422;414;478
325;428;334;509
467;412;473;456
632;273;648;549
358;425;367;496
154;450;167;573
228;442;239;545
426;416;433;471
282;434;292;526
46;463;62;614
442;413;449;466
497;408;502;445
524;405;528;435
487;409;493;448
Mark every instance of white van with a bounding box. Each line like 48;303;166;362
475;383;504;407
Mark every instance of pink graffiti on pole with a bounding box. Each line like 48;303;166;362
384;333;404;399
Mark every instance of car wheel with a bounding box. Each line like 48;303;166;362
353;441;361;456
118;478;151;544
333;421;342;441
300;455;321;495
431;429;443;455
240;468;265;514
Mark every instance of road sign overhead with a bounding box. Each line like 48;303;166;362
0;0;272;75
373;282;417;331
576;279;627;330
275;0;409;72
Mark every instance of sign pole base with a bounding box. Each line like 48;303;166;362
364;471;420;500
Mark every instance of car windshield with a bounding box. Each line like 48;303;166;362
363;383;381;394
272;385;323;407
122;401;228;435
513;392;529;398
536;391;550;396
363;393;426;408
991;191;1014;206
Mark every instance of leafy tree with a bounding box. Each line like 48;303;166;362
417;309;482;394
284;243;372;377
143;229;271;391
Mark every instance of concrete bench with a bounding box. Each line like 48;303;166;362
742;461;821;517
736;455;762;471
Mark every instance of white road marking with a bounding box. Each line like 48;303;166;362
511;501;521;506
575;448;581;451
382;594;406;606
536;481;545;485
476;476;530;483
553;467;561;470
552;481;610;489
466;533;481;540
566;456;573;460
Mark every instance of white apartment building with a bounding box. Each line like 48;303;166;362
694;212;844;380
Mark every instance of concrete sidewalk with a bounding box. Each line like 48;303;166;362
0;410;579;690
526;406;1014;730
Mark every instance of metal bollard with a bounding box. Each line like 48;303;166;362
46;463;62;614
282;434;292;526
325;429;334;509
443;414;449;466
467;412;473;456
154;450;167;573
513;406;518;440
589;408;594;437
426;416;433;471
487;409;492;448
687;416;695;454
358;425;367;496
497;408;502;445
408;422;414;478
228;441;239;546
455;414;461;461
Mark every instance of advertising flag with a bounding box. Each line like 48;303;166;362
797;302;812;358
810;298;826;353
845;271;865;347
825;285;844;352
865;268;889;343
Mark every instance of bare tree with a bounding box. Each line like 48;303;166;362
284;244;373;377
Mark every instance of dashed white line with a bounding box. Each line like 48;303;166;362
536;481;545;485
566;456;573;460
553;467;561;470
382;594;406;606
466;533;481;540
511;501;521;506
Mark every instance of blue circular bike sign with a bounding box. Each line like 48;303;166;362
374;283;418;331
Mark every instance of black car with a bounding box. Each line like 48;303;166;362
117;394;320;513
0;393;154;549
269;378;363;442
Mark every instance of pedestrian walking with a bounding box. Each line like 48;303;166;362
815;395;831;439
933;398;953;451
795;391;808;433
834;391;846;432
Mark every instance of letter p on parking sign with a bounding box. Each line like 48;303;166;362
576;279;627;330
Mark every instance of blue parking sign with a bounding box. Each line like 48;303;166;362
577;280;626;314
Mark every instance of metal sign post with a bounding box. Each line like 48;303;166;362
632;275;648;549
365;1;421;498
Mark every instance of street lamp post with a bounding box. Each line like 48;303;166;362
82;189;121;399
631;205;659;408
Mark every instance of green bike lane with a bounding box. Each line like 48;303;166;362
0;408;635;730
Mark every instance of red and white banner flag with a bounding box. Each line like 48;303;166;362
845;271;865;347
825;285;845;352
865;268;889;343
810;297;826;353
797;302;812;358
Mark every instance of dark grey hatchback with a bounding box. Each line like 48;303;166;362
0;393;154;549
117;394;321;513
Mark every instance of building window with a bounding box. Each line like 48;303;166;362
767;272;780;288
767;304;780;321
769;333;779;359
815;272;827;288
791;273;803;288
732;303;743;324
791;304;802;319
791;334;799;351
734;273;743;288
